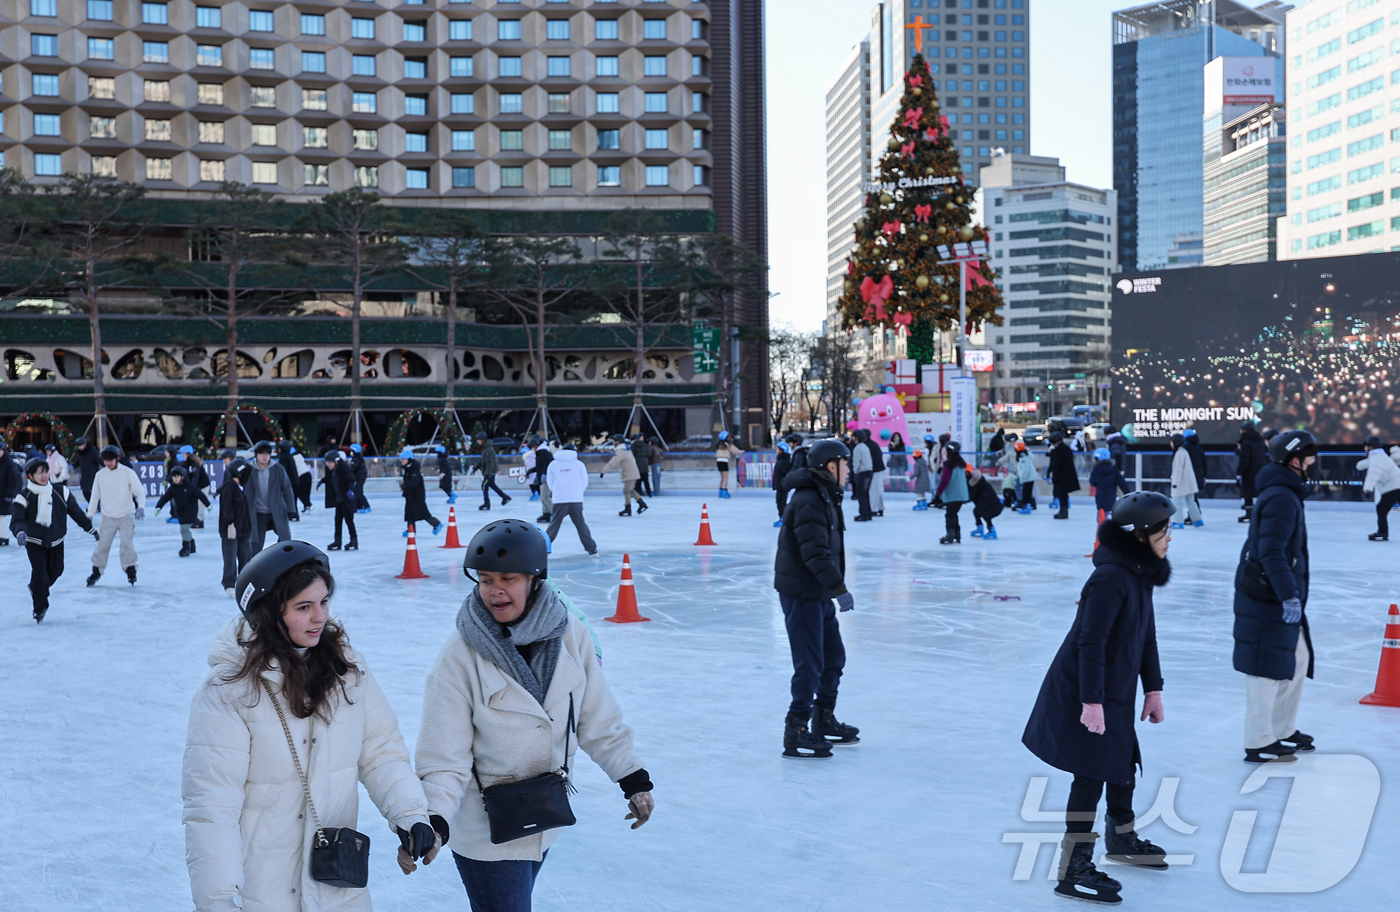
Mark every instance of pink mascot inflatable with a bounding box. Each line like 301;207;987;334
845;389;911;448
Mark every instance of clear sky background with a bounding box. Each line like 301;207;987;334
768;0;1134;332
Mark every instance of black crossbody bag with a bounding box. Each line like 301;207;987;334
264;682;371;889
474;696;577;845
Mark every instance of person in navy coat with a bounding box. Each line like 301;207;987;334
1023;491;1176;906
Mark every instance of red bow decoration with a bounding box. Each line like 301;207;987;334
846;260;854;275
903;107;923;128
913;204;932;223
964;268;994;292
893;311;913;330
860;276;895;321
939;115;952;134
900;141;915;158
908;74;923;88
925;128;939;142
881;220;902;238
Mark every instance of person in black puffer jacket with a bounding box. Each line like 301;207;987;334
1232;430;1317;764
156;465;211;557
0;438;22;546
321;449;359;551
11;457;96;622
71;436;103;505
1234;423;1268;523
773;439;858;760
772;434;799;527
217;460;252;595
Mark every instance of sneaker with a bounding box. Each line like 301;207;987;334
1244;740;1298;763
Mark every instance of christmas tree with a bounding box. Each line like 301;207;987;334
837;53;1003;360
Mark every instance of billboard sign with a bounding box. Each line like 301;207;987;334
965;349;994;372
1207;56;1281;109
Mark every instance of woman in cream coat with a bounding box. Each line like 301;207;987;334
1169;433;1201;528
415;519;653;912
183;542;437;912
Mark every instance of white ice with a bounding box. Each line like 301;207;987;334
1;487;1396;911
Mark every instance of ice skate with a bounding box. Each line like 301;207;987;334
970;527;985;538
636;499;648;514
1369;532;1388;541
1170;522;1185;529
327;542;343;551
224;588;235;598
812;704;859;745
0;537;7;546
618;506;632;517
446;493;457;504
782;712;832;759
192;520;204;529
773;518;783;527
1192;520;1204;528
86;567;101;587
188;539;196;554
432;522;444;535
913;500;928;511
1280;730;1315;752
939;534;960;544
33;605;47;623
125;566;137;586
1244;740;1297;763
1017;506;1033;515
529;492;539;501
984;527;999;540
345;541;359;551
178;541;190;558
1103;814;1169;870
1054;512;1069;520
536;513;552;523
478;503;490;511
1054;835;1122;905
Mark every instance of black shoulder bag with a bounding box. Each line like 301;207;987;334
474;695;577;845
263;681;371;889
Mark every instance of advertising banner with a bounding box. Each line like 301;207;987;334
949;377;978;451
737;451;775;488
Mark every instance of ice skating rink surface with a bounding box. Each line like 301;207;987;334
1;489;1395;910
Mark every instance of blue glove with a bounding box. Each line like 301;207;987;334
1282;598;1303;624
836;591;855;613
134;507;145;521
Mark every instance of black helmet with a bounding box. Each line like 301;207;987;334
1261;427;1279;441
100;445;121;461
1269;429;1318;465
808;438;851;469
464;518;548;579
75;436;88;446
945;440;961;454
1170;433;1184;448
938;433;951;444
1241;421;1255;432
233;541;330;627
24;457;48;477
219;448;236;460
230;459;251;483
253;440;274;454
1049;431;1064;444
1364;434;1384;449
1110;491;1175;532
475;431;487;441
785;433;803;445
169;464;187;478
44;444;56;453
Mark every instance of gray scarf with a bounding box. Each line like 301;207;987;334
456;582;570;706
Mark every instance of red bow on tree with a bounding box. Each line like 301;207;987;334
913;204;932;223
964;268;994;291
908;74;923;88
860;276;894;321
900;141;915;158
939;115;952;134
881;220;902;238
903;107;924;128
893;311;913;330
846;260;854;275
925;128;939;142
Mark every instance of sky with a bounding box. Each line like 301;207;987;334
767;0;1135;332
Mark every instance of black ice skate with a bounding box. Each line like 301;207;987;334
189;539;196;554
938;534;960;544
536;513;552;523
636;499;648;514
1369;532;1388;541
812;704;859;745
1244;740;1297;763
1280;730;1315;752
1054;835;1122;905
618;506;632;517
327;542;343;551
782;712;833;759
126;566;137;586
33;603;47;623
178;541;191;558
1103;814;1168;870
86;567;101;587
501;494;512;506
345;541;359;551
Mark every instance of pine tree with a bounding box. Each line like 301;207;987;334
837;53;1002;359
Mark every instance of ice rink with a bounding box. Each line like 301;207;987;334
1;485;1396;911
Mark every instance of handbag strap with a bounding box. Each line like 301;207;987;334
473;693;575;792
262;680;326;843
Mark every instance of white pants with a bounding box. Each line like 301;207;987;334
871;470;887;513
1244;635;1309;749
91;513;137;571
1173;494;1202;524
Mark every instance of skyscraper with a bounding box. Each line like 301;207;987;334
1112;0;1287;272
825;40;872;335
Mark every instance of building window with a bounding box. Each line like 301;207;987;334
301;13;325;35
32;34;58;56
88;0;113;20
596;56;620;77
693;164;709;186
35;153;63;175
141;2;167;24
547;93;570;113
305;163;329;185
145;157;172;180
500;166;524;187
1348;220;1384;240
248;162;275;184
198;45;223;67
250;49;275;70
692;56;707;76
597;92;620;113
646;92;669;113
406;168;429;189
352;92;377;113
303;88;327;110
303;125;327;147
598;165;620;186
143;41;170;63
692;91;706;113
198;83;224;105
451;130;474;150
352;18;376;39
645;165;668;186
249;10;273;31
643;56;667;76
406;132;428;152
354;166;378;188
405;95;427;115
250;86;275;106
596;20;619;40
32;0;57;12
33;73;60;96
500;129;523;150
548;165;572;187
643;19;666;39
198;121;224;143
353;129;378;150
644;128;668;149
547;57;571;77
499;57;522;77
352;55;376;76
251;123;276;145
500;93;523;113
143;79;169;102
405;58;427;79
34;114;60;136
92;155;116;176
450;57;474;77
452;166;475;187
449;20;471;40
547;20;570;40
302;51;325;73
541;129;568;150
199;159;225;181
90;116;116;138
403;21;426;42
195;5;220;27
89;77;116;99
451;93;474;114
598;129;619;149
89;38;115;60
693;128;707;149
499;20;522;40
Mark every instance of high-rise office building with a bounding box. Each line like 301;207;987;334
1112;0;1287;272
975;153;1117;407
1202;54;1286;264
1280;0;1400;260
825;40;871;335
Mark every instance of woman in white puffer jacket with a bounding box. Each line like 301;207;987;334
183;542;438;912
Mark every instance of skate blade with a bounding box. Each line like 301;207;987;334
782;749;833;759
1054;885;1122;905
821;736;861;746
1103;855;1168;870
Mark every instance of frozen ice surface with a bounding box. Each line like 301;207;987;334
1;489;1396;911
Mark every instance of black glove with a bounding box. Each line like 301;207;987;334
398;822;438;862
90;528;99;540
15;531;27;547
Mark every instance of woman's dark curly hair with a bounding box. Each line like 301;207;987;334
222;561;360;720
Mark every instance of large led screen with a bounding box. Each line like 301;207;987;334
1109;253;1400;445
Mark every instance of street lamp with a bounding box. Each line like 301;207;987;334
935;239;990;369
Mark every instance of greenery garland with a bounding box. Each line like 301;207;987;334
211;405;283;449
386;408;467;455
3;411;75;458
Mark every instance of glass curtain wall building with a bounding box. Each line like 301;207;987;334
1113;0;1286;271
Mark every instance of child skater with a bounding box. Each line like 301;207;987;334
1090;448;1131;522
157;464;211;557
910;448;931;510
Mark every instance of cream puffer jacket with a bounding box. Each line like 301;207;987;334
415;614;643;862
182;619;431;912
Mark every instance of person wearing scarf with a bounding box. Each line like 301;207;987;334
415;519;654;911
9;457;95;622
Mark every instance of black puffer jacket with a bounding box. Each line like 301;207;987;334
773;467;848;599
0;451;21;503
73;443;103;497
402;460;435;524
323;459;356;509
1048;442;1081;498
1186;437;1207;489
1233;463;1313;681
1022;522;1168;786
1236;427;1268;499
156;480;211;524
10;481;92;547
772;448;793;492
218;477;251;539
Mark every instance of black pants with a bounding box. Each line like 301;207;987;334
1018;481;1036;508
334;503;358;544
779;593;846;716
636;469;652;498
482;475;508;505
973;505;995;528
1066;774;1135;834
26;544;64;613
354;479;367;507
1378;489;1400;537
776;484;789;518
252;512;278;554
853;471;873;519
945;500;962;536
296;474;313;510
220;535;251;590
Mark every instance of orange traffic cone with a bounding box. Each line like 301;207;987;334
605;553;650;623
1360;604;1400;706
439;506;464;549
694;503;718;546
1088;508;1107;556
396;524;430;579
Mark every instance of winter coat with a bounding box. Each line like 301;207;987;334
1048;443;1081;498
1022;523;1168;787
323;461;356;510
0;451;21;502
934;461;969;503
715;441;741;464
600;446;640;482
157;480;212;525
1016;452;1039;486
1235;427;1268;498
773;449;793;492
350;454;367;487
292;452;310;481
911;455;931;496
864;439;885;473
1169;448;1198;498
1107;434;1128;473
73;443;103;497
545;449;589;504
182;619;430;912
248;461;297;539
648;442;664;466
46;450;70;483
86;463;146;518
533;447;553;485
277;447;299;487
479;442;499;477
438;455;455;494
218;479;251;540
1233;463;1314;681
10;480;92;547
988;430;1005;455
630;440;649;472
850;441;873;475
415;614;643;863
1185;438;1207;490
1359;449;1400;501
773;467;848;600
968;472;1004;520
401;460;436;524
1089;461;1129;511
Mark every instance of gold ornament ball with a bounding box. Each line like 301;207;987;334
919;233;929;242
926;167;936;175
855;218;867;228
912;88;922;96
844;280;854;293
879;192;893;204
939;293;950;303
888;137;901;150
958;224;975;240
915;275;930;289
945;202;956;210
955;195;965;204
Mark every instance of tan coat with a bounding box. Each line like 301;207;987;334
415;614;643;862
599;446;640;482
